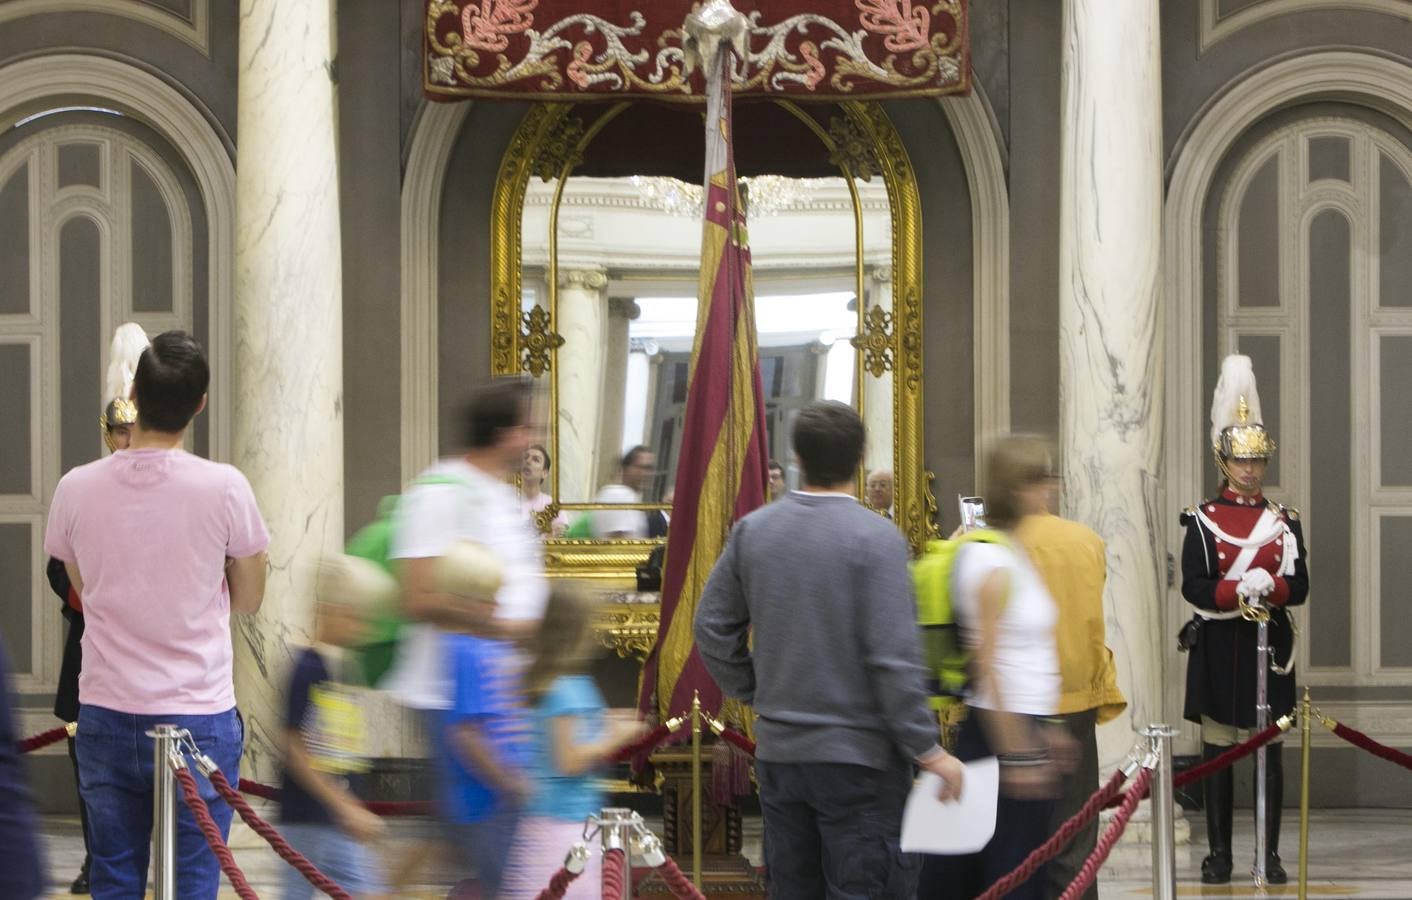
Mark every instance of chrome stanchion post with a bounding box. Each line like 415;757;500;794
597;807;634;900
148;724;181;900
1254;615;1271;888
1144;724;1179;900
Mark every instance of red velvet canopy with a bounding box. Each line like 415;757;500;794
423;0;969;101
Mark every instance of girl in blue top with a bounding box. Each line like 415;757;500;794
501;586;646;899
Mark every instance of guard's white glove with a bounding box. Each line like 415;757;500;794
1239;568;1276;599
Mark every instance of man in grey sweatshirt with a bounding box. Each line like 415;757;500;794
695;400;962;898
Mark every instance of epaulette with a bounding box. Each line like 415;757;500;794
1282;503;1300;522
1179;504;1198;526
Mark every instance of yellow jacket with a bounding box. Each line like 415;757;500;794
1015;513;1127;723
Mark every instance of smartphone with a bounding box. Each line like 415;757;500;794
958;495;986;532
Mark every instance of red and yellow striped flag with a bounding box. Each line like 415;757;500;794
637;52;769;723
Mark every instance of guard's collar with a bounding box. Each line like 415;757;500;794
1220;485;1264;506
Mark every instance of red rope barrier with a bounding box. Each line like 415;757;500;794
653;856;708;900
975;767;1129;900
1172;722;1285;788
205;768;352;900
173;766;260;900
238;777;280;801
714;725;755;758
1058;766;1153;900
1330;720;1412;772
612;723;671;763
535;866;581;900
602;847;627;899
16;724;69;754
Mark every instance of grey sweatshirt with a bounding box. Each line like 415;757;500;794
693;492;940;769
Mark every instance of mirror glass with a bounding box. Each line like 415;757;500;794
522;172;893;519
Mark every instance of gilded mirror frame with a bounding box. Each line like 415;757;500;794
490;100;935;582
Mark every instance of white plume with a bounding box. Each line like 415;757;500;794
1209;354;1264;449
104;323;150;404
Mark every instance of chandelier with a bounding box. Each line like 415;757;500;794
628;174;817;218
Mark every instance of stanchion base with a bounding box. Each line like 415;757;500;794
635;854;766;898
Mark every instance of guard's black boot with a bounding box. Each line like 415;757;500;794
1201;743;1234;884
1262;746;1287;884
69;856;90;894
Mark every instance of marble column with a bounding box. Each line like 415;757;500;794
596;297;639;491
232;0;345;780
863;267;895;477
556;267;608;501
1058;0;1165;767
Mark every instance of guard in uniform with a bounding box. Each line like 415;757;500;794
46;322;148;894
1180;354;1308;884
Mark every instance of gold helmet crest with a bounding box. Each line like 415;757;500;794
99;323;149;451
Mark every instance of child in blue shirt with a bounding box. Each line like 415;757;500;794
442;628;532;897
499;586;645;899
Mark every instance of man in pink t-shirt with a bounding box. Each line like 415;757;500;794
44;331;269;900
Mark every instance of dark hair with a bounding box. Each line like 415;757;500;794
621;445;651;471
462;378;532;449
791;401;864;487
528;442;551;472
132;331;209;433
767;460;784;475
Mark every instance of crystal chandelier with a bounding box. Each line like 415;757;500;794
628;174;817;217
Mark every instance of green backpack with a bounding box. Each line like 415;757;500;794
911;528;1009;712
344;474;469;686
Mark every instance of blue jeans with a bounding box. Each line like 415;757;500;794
75;704;244;900
279;822;387;899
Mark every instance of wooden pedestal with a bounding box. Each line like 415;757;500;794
637;746;766;897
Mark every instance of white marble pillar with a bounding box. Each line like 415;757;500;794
1058;0;1165;767
596;297;638;490
556;267;608;501
232;0;345;780
863;267;895;476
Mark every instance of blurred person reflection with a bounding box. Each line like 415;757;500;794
866;469;895;519
767;460;786;501
918;435;1073;900
520;444;567;537
590;446;655;539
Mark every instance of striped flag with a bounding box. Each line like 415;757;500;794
637;46;770;724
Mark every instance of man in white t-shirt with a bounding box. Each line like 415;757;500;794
382;378;548;712
590;445;656;539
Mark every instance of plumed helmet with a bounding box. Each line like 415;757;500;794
1209;354;1275;460
99;322;150;450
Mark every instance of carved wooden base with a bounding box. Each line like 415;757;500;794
646;746;765;896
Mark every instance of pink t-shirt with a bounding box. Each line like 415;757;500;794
44;449;269;715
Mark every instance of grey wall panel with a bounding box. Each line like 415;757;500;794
0;523;33;673
1379;515;1412;668
436;103;530;456
56;141;100;190
884;99;975;533
1309;209;1352;669
130;158;174;314
1236;156;1280;308
1161;0;1412;166
339;0;408;529
1309;135;1351;184
1380;335;1412;488
1379;153;1412;308
1005;0;1061;441
0;343;31;495
0;5;239;149
59;217;102;476
0;160;28;316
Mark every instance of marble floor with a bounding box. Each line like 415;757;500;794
28;807;1412;899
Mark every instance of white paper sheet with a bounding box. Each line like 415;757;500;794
899;756;1000;855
